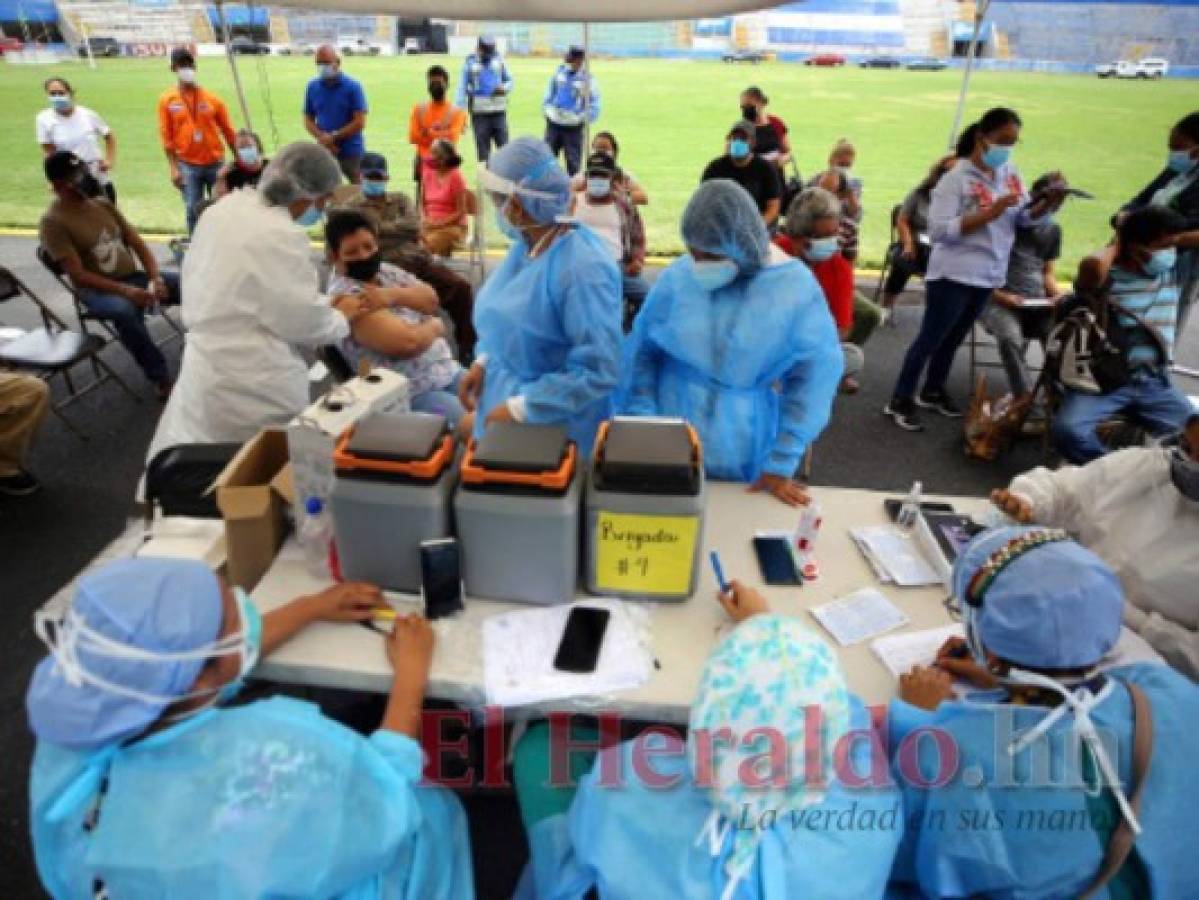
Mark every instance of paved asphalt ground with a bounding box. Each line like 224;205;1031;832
1;233;1196;898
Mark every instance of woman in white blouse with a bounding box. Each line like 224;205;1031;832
36;76;117;201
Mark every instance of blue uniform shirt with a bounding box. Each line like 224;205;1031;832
303;73;368;159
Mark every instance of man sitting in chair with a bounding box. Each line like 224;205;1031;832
978;173;1066;414
332;151;476;362
38;151;179;398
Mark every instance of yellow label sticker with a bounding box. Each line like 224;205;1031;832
594;512;699;595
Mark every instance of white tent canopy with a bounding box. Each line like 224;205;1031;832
259;0;771;22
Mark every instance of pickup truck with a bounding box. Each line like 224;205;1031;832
336;35;384;56
1096;58;1168;79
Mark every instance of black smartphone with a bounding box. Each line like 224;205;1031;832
553;607;611;673
883;498;956;522
420;539;464;620
752;535;802;586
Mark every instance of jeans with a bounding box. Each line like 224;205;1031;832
892;279;992;401
1052;371;1193;464
471;112;509;162
842;343;865;378
178;161;221;234
79;271;179;385
544;120;585;176
409;370;465;429
622;272;651;332
849;292;882;347
979;301;1053;397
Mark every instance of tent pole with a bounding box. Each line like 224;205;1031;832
947;0;990;150
81;21;96;70
216;0;254;132
583;22;591;152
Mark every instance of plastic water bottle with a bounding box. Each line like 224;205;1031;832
299;497;333;579
897;481;923;529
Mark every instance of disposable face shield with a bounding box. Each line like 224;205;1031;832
954;530;1142;836
34;587;263;724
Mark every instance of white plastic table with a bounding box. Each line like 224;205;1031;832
251;484;985;722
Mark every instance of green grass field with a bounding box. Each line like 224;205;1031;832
0;55;1193;271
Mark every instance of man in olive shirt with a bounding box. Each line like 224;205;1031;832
331;151;476;360
39;151;178;395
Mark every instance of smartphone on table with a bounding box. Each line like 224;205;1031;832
420;538;464;621
553;606;611;673
752;535;803;586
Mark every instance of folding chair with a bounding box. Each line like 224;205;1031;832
871;204;903;308
0;265;141;439
36;246;184;350
436;189;486;290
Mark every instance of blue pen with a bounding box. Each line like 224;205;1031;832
709;550;729;593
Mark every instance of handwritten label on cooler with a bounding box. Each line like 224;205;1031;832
594;512;699;595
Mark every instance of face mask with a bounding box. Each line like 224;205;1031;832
33;586;263;720
48;94;72;111
806;236;840;262
362;179;387;197
833;164;852;177
1171;447;1199;501
982;142;1012;169
496;198;524;242
586;177;611;199
1143;246;1177;277
237;146;259;166
317;63;337;80
294;202;323;229
740;104;757;121
176;68;196;86
429;83;446;101
344;250;383;283
691;258;739;292
1167;149;1197;174
729;139;751;161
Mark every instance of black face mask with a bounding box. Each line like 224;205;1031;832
429;84;446;101
741;104;758;121
344;250;383;283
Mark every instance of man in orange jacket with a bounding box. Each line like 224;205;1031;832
408;65;466;184
158;47;237;233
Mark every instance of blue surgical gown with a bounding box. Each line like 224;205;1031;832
620;256;842;482
473;226;622;454
516;698;902;899
888;663;1199;899
29;696;474;899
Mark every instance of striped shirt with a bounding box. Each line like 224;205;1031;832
1108;263;1178;368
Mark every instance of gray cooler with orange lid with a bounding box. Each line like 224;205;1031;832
454;422;580;605
330;412;457;592
585;417;706;600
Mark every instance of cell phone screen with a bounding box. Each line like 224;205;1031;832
553;607;611;673
421;539;464;620
752;536;802;586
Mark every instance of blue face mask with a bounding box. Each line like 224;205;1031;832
217;588;263;705
586;177;611;199
236;146;259;166
48;94;72;111
1167;149;1197;174
294;202;323;229
729;139;751;161
317;63;337;80
496;198;525;242
982;143;1012;169
362;179;387;197
1143;246;1177;277
806;236;840;262
691;257;740;292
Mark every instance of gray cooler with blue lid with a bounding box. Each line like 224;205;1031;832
585;417;706;600
454;421;580;605
330;412;457;592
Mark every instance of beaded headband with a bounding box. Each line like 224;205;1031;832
965;529;1071;607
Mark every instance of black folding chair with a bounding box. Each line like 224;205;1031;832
36;246;184;350
872;204;904;308
0;265;141;439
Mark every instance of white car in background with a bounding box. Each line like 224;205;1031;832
1096;58;1169;79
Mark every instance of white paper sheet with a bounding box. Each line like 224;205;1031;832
871;624;965;679
483;600;653;707
849;525;941;587
137;516;227;568
810;588;910;647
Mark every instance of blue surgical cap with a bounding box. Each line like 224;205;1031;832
27;558;224;750
487;136;572;225
682;179;770;274
952;527;1123;670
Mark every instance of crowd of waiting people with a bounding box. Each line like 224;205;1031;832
5;36;1199;900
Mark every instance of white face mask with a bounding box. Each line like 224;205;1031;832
176;67;197;86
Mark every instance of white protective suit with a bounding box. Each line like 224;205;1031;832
147;190;349;463
1009;446;1199;678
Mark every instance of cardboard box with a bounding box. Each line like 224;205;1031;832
214;429;295;591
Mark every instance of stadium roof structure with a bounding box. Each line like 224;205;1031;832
258;0;775;22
